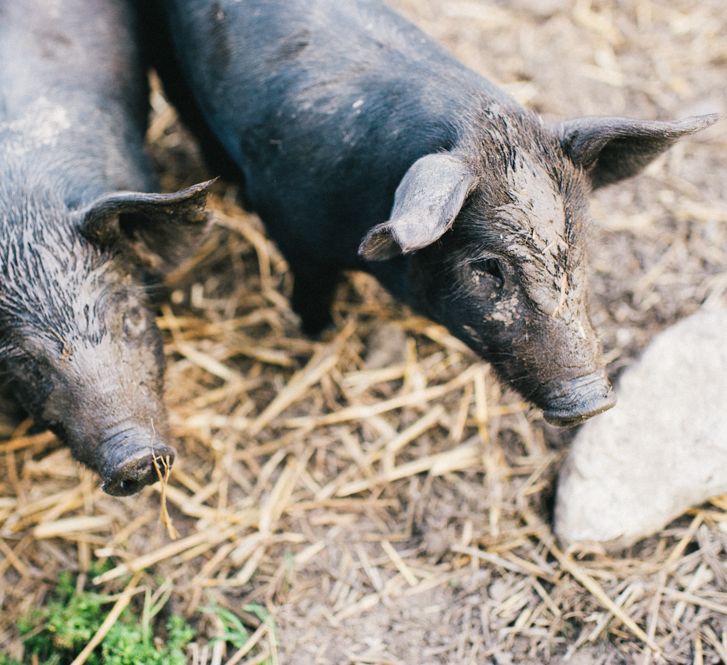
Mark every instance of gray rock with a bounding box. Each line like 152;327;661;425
555;306;727;551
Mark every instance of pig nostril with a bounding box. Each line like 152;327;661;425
101;445;176;497
541;371;616;427
116;478;142;495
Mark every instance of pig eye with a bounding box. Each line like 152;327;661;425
122;306;147;338
470;258;505;290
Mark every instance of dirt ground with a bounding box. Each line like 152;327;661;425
1;0;726;663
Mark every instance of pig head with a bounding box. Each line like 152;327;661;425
361;112;717;425
0;181;211;495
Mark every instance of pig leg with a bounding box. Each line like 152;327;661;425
290;263;341;336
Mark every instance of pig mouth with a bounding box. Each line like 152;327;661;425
541;370;616;427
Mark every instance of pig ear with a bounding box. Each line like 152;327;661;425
554;114;718;189
358;153;476;261
80;180;214;272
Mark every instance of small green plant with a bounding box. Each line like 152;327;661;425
243;603;277;645
12;571;194;665
0;654;23;665
203;603;277;664
205;605;252;649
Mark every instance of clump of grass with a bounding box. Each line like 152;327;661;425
0;568;277;665
0;654;22;665
12;570;193;665
204;603;278;663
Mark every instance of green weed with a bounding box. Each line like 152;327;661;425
1;572;277;664
6;571;193;665
203;603;278;664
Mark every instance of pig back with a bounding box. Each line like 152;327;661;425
157;0;514;265
0;0;153;198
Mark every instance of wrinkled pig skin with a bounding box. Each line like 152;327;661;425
0;0;212;495
148;0;716;425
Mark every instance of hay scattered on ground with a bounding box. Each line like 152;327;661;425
1;0;726;663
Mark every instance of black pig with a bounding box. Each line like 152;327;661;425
150;0;716;425
0;0;212;495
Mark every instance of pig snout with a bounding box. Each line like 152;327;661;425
97;426;176;497
541;369;616;427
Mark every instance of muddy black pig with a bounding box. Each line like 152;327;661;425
0;0;213;495
149;0;716;425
